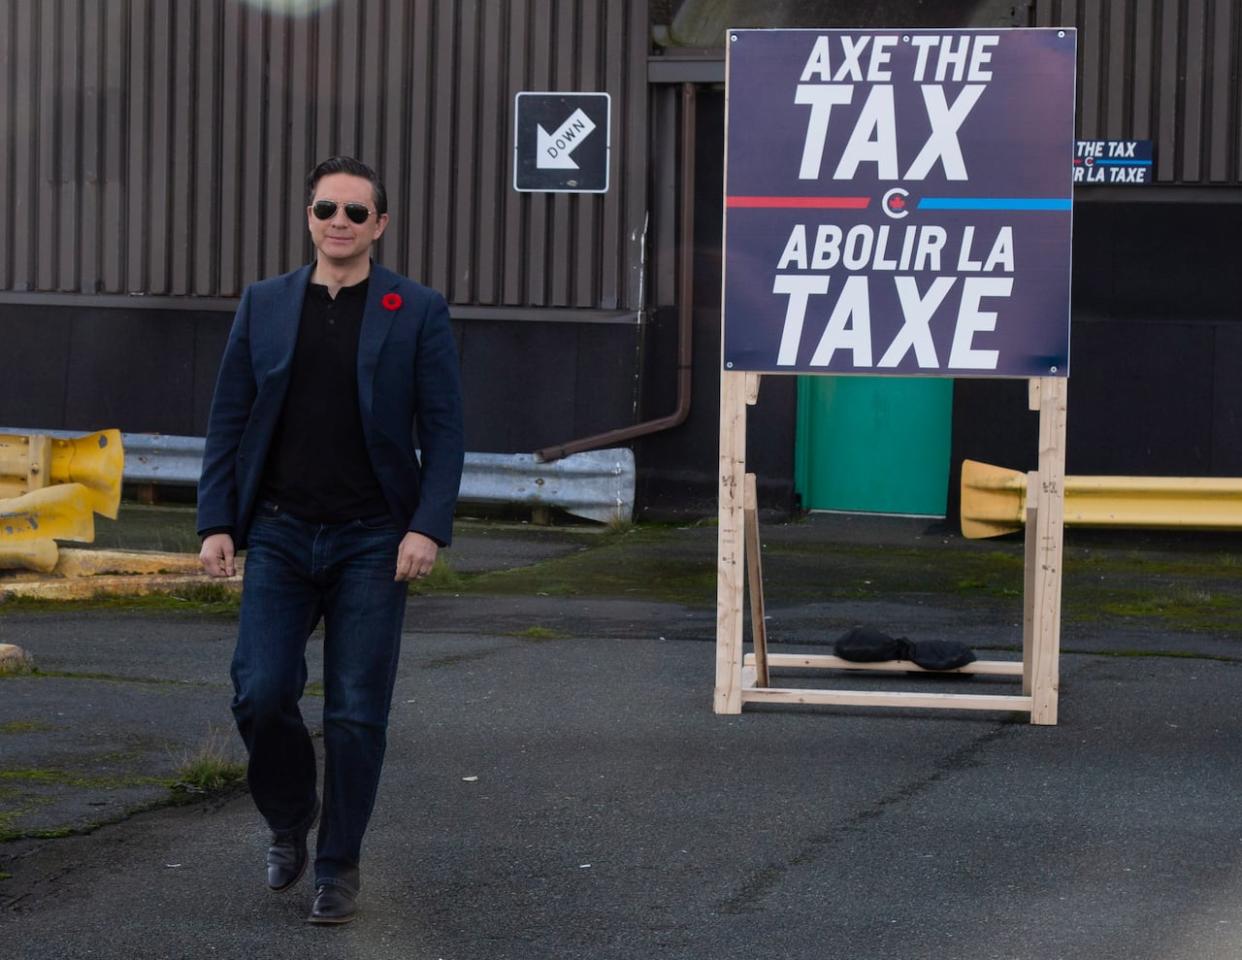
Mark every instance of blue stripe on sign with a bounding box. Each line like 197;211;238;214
1095;160;1153;166
918;197;1073;211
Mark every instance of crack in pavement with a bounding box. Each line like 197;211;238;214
716;723;1015;915
0;792;245;916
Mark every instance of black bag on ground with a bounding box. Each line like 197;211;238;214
833;626;913;663
908;639;976;671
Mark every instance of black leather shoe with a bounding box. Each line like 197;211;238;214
266;801;319;892
307;884;358;925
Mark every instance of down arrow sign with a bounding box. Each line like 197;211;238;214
536;109;597;170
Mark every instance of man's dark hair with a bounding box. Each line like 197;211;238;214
305;156;388;215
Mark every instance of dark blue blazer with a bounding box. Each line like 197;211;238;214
196;263;465;548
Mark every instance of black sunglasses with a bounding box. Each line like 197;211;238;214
311;199;374;224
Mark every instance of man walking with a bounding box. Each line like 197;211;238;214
197;156;464;924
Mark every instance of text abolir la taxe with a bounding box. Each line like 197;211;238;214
760;34;1025;371
769;222;1015;370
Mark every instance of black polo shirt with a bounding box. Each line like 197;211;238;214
258;277;391;524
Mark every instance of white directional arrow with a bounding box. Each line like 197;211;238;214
536;109;597;169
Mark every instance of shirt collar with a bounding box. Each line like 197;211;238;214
309;275;370;300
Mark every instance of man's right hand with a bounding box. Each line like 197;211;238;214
200;533;237;578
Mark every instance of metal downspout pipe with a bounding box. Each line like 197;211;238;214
535;82;697;464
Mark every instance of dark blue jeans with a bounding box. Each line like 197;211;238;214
230;502;408;894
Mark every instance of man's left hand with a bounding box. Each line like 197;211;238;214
395;531;438;582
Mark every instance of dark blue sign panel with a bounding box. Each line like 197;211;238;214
1074;140;1153;185
723;29;1076;377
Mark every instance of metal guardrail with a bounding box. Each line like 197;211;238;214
456;449;634;523
0;429;635;524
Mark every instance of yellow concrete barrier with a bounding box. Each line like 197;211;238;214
53;548;216;578
0;430;123;519
0;540;58;573
961;459;1242;539
0;570;241;601
0;485;96;543
0;547;214;578
0;549;244;600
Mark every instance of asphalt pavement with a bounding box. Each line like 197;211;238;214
1;508;1241;960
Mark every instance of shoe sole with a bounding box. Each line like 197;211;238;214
307;912;357;925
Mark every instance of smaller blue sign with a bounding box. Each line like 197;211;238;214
1073;140;1154;185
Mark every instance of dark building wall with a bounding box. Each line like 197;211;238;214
5;0;1240;521
0;305;227;435
457;317;641;454
1036;0;1242;185
0;304;639;459
638;0;1039;519
635;314;797;519
0;0;650;309
645;0;1242;523
949;197;1242;519
0;0;652;479
949;0;1242;522
635;88;796;519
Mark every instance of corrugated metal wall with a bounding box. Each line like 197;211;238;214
0;0;648;308
1035;0;1242;184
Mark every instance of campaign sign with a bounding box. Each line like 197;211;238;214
1074;139;1153;184
723;29;1076;377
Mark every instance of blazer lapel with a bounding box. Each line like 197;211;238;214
357;263;400;418
266;264;313;380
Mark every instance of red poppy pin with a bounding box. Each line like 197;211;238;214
381;292;403;311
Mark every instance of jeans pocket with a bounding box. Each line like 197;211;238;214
356;513;396;532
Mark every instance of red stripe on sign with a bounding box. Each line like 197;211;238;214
726;196;871;209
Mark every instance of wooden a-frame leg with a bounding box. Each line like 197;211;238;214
715;371;747;713
1029;377;1067;725
1021;478;1038;697
744;473;769;687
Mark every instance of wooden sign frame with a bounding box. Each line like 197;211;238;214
716;30;1076;723
715;373;1068;725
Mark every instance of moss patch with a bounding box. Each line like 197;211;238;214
448;525;1242;635
394;523;1242;638
0;809;19;837
421;649;502;670
0;731;248;841
507;626;570;641
0;801;165;844
1069;586;1242;634
3;523;1240;638
1069;647;1240;662
415;526;719;606
0;583;241;617
407;560;467;594
0;720;53;734
0;768;170;789
29;827;75;839
1;668;202;687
